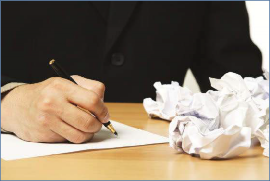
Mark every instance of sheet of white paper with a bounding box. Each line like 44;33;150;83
1;121;168;161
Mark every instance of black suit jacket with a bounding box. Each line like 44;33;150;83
2;1;262;102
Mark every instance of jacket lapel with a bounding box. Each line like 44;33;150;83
91;1;110;23
105;1;138;55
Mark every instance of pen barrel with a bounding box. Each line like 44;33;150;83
50;59;76;84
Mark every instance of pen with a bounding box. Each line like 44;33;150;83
49;59;118;136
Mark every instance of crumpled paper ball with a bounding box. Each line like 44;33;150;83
143;72;269;159
255;124;269;157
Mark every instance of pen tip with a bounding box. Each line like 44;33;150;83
114;132;118;136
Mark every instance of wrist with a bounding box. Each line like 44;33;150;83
1;84;27;133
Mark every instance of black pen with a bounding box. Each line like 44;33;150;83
49;59;118;136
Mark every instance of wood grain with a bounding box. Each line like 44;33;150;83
1;103;269;180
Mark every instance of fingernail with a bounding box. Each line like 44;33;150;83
104;112;110;123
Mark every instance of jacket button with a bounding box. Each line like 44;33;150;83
111;53;124;66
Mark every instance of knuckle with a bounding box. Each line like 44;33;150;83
54;107;64;119
49;77;65;90
100;106;108;118
38;96;55;112
42;97;54;108
96;82;105;92
94;123;102;133
72;132;87;144
89;94;100;107
83;116;94;131
37;113;51;127
46;77;55;84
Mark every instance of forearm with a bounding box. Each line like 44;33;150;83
1;82;26;133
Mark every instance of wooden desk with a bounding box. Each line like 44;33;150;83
1;103;269;180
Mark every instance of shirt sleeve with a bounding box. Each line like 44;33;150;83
1;82;26;94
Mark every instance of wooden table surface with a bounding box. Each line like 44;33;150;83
1;103;269;180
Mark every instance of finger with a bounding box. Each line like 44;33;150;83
59;103;102;133
71;75;105;100
14;130;66;143
48;117;94;144
43;131;66;143
65;85;110;123
34;130;66;143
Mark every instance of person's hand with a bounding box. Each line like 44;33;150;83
1;75;109;143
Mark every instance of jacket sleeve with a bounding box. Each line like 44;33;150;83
191;1;263;92
1;75;23;87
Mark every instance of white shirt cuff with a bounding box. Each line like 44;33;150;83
1;82;26;94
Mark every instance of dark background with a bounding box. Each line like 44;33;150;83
2;1;262;102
